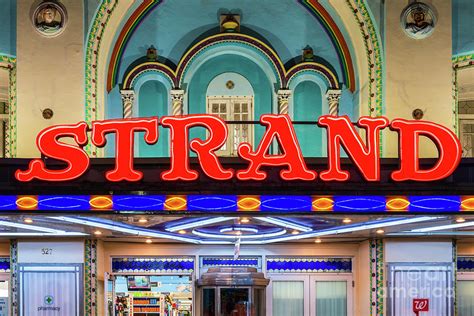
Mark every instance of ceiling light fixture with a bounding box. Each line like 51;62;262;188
165;217;237;232
256;217;313;232
51;216;199;244
409;221;474;233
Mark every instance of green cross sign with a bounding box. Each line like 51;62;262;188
44;295;54;305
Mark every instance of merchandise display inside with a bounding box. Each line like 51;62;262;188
109;275;192;316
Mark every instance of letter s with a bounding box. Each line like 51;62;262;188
15;122;90;181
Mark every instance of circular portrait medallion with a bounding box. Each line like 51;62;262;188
32;1;67;37
401;2;436;40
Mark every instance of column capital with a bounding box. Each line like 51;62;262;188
326;89;342;116
277;89;292;98
326;89;342;100
171;89;185;116
120;90;135;119
277;89;292;115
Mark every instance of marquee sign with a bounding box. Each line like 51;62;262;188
15;115;461;183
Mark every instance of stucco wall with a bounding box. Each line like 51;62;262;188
16;0;84;157
384;0;453;158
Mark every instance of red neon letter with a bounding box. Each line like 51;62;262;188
318;115;389;181
15;122;89;182
237;114;316;181
91;118;158;181
160;115;233;181
390;119;462;181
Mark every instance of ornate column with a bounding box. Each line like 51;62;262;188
171;89;185;116
120;89;135;119
326;89;342;116
277;89;292;115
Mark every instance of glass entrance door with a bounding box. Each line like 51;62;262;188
220;288;250;316
268;274;352;316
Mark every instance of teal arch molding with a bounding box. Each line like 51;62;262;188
84;0;118;156
122;33;340;92
108;1;354;92
345;0;384;118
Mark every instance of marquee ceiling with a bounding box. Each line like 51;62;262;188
0;214;471;244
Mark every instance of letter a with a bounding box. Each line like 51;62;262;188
237;115;316;181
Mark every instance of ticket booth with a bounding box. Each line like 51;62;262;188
197;267;269;316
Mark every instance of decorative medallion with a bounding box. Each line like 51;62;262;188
412;108;424;120
32;1;67;37
401;2;436;40
226;80;235;90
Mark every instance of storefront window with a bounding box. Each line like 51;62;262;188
315;281;347;316
0;280;8;316
272;281;304;316
458;280;474;316
112;275;192;316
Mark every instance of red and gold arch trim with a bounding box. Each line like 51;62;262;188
122;33;340;91
107;0;355;92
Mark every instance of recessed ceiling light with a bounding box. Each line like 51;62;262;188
94;230;102;236
24;218;33;224
376;229;385;234
138;218;148;223
343;218;352;224
240;217;250;224
291;230;300;235
178;230;187;235
315;238;322;243
456;218;466;223
145;239;152;244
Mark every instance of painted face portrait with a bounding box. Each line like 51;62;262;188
33;2;66;36
401;2;436;39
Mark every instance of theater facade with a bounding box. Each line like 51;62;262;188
0;0;473;315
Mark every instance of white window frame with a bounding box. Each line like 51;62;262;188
206;95;254;156
266;273;353;316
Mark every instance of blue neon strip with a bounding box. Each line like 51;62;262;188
113;195;165;211
38;195;90;211
188;195;237;211
0;196;16;210
267;258;352;272
333;196;386;212
409;196;461;212
261;196;312;212
0;195;472;212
